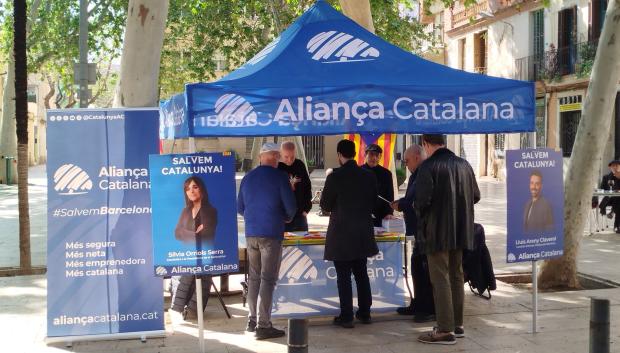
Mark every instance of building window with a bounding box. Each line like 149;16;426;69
536;98;547;147
494;134;505;150
532;10;545;60
560;110;581;157
473;31;487;74
590;0;608;42
458;38;466;70
27;86;37;103
558;6;577;75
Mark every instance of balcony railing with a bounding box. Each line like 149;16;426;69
450;0;489;29
514;40;598;81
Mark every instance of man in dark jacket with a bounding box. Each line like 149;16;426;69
415;135;480;345
278;141;312;231
362;144;394;227
391;145;435;322
598;160;620;233
321;139;379;328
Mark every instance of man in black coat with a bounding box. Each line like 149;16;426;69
278;141;312;231
391;145;435;322
362;144;394;227
415;135;480;345
321;139;379;328
598;160;620;233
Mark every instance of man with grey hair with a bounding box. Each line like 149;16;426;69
278;141;312;231
238;142;296;340
392;145;435;322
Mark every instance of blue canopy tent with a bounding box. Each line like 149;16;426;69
160;0;534;139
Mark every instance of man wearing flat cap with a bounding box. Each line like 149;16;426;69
238;142;297;339
362;144;394;227
598;159;620;233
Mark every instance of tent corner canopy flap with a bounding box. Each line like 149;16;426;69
159;0;535;139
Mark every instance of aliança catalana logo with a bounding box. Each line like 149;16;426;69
279;247;318;283
214;94;258;126
246;38;280;66
307;31;380;63
54;164;93;195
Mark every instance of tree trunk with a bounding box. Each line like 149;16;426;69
0;0;42;185
113;0;169;108
14;0;31;269
339;0;375;33
539;0;620;289
0;57;17;185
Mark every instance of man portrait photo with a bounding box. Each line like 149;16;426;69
523;170;554;233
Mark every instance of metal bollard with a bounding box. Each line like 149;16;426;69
288;318;308;353
589;297;610;353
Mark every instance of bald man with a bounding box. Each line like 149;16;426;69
391;145;435;322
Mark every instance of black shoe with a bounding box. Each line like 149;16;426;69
255;326;285;340
413;313;436;323
396;305;415;315
333;316;354;328
454;326;465;338
246;320;257;333
355;312;372;324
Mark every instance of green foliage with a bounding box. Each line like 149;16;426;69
159;0;433;98
0;0;127;108
396;166;407;187
576;42;596;79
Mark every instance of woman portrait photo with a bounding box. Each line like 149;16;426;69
175;176;218;245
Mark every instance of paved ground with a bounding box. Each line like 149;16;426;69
1;166;619;352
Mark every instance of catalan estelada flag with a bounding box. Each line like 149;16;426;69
344;133;396;168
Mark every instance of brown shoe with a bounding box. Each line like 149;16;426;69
418;328;456;345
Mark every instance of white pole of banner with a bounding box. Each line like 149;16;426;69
196;276;205;353
532;260;538;333
187;139;204;353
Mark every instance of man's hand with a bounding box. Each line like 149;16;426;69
391;201;400;212
302;211;308;217
289;176;301;191
195;224;204;234
384;214;396;220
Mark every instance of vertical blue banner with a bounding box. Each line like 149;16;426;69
273;241;404;317
506;149;564;263
46;109;164;338
149;153;239;276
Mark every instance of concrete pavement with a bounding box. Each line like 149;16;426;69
0;166;619;352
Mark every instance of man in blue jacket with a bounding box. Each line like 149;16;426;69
238;143;296;340
392;145;435;322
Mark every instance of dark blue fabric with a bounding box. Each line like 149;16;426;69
238;166;297;238
160;0;535;138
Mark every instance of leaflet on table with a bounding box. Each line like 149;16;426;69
149;152;239;276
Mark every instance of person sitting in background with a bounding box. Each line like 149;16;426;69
361;144;394;227
278;141;312;231
599;159;620;233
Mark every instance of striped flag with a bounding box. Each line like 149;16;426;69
344;133;396;168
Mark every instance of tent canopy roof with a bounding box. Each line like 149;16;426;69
160;0;534;138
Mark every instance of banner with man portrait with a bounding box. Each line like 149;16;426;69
149;152;239;276
506;149;564;263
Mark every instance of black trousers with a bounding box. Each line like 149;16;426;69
334;259;372;321
171;275;211;313
284;213;309;232
411;253;435;315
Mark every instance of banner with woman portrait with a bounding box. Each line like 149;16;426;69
149;153;239;276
